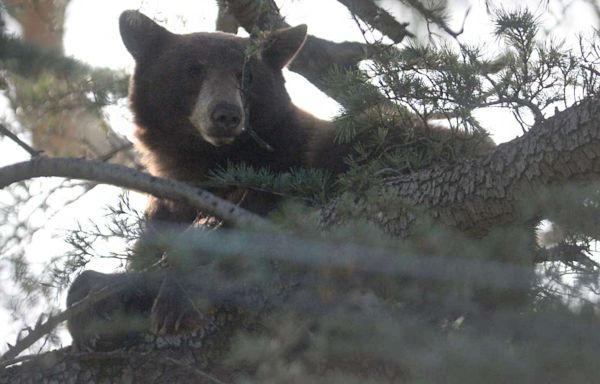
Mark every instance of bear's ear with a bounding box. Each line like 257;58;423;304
261;24;308;69
119;10;172;61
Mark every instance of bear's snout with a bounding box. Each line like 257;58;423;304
211;102;243;133
189;94;246;147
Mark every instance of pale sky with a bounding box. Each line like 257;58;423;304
0;0;598;351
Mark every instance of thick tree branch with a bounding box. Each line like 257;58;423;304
0;157;269;229
323;96;600;237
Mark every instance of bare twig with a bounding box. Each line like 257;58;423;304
0;157;270;229
0;123;42;157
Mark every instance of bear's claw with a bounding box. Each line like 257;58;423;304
150;276;204;335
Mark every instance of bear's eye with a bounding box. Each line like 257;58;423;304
187;63;205;78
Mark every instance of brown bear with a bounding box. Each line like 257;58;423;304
123;10;340;337
67;10;332;349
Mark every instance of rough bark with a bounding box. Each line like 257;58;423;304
321;97;600;237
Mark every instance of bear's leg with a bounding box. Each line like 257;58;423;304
67;270;161;351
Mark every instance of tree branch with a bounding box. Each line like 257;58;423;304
323;96;600;237
0;157;269;229
336;0;414;43
402;0;464;37
0;123;42;157
222;0;372;106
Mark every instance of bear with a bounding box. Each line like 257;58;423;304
120;10;331;267
121;10;339;337
67;10;331;349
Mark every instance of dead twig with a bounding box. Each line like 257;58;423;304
0;123;42;157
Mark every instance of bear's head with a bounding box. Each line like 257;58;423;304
119;10;307;148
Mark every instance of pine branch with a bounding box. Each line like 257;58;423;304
0;275;132;364
402;0;464;37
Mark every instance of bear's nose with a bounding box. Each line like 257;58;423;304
211;103;242;132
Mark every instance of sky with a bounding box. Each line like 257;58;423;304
1;0;599;351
